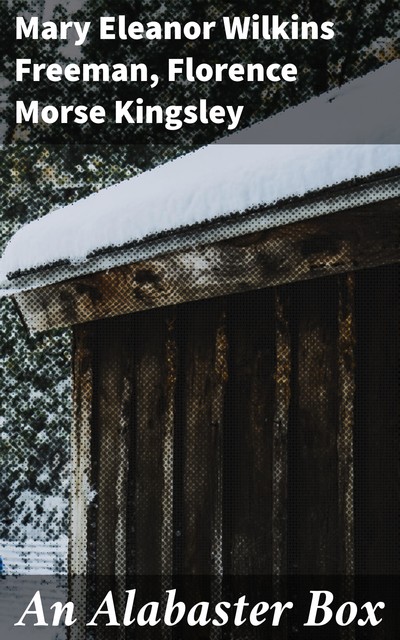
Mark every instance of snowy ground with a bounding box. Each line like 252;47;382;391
0;540;68;638
0;538;68;575
0;576;67;639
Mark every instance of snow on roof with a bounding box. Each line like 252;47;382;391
1;61;400;289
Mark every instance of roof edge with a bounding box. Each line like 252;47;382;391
1;170;400;298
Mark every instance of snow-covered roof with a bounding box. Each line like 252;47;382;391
1;61;400;293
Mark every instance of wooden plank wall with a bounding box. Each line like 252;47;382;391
286;277;342;575
354;265;400;575
71;264;399;593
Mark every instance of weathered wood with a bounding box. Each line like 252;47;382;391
14;203;400;332
69;325;95;640
224;290;275;574
337;273;355;575
95;319;131;578
161;319;177;577
272;289;291;577
181;303;228;575
70;326;94;575
88;318;133;640
211;318;228;578
287;277;340;574
354;264;400;575
62;262;400;640
337;274;357;640
133;310;177;576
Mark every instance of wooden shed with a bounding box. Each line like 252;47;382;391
1;63;399;636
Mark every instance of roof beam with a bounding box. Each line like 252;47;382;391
13;199;400;333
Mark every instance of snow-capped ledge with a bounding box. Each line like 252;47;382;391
1;62;400;291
